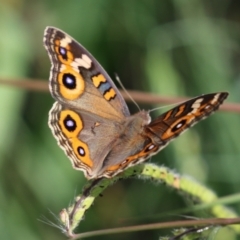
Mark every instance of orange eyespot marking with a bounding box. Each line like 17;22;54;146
92;74;106;88
104;88;116;101
59;110;83;138
72;138;93;167
59;110;93;168
54;39;74;65
161;116;194;139
57;65;85;100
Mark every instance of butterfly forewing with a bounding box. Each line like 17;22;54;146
44;27;130;120
147;92;228;143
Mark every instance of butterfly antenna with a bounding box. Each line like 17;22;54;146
149;102;179;113
114;73;141;111
148;96;193;113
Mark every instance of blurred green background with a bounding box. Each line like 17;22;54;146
1;0;240;239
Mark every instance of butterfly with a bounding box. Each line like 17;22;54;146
43;27;228;179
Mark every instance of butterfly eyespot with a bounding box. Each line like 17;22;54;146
63;115;77;132
62;73;76;89
77;146;85;156
59;47;67;59
146;144;155;151
172;119;187;132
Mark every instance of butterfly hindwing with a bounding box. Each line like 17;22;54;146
49;102;127;178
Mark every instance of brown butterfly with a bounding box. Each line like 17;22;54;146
43;27;228;179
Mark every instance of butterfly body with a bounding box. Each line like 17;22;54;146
44;27;228;179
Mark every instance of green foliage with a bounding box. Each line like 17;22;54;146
0;1;240;239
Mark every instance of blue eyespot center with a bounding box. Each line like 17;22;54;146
62;73;76;89
64;115;76;131
172;119;187;132
59;47;67;60
78;147;85;156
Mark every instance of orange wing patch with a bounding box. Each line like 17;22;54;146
59;110;93;168
104;88;116;101
92;74;106;88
